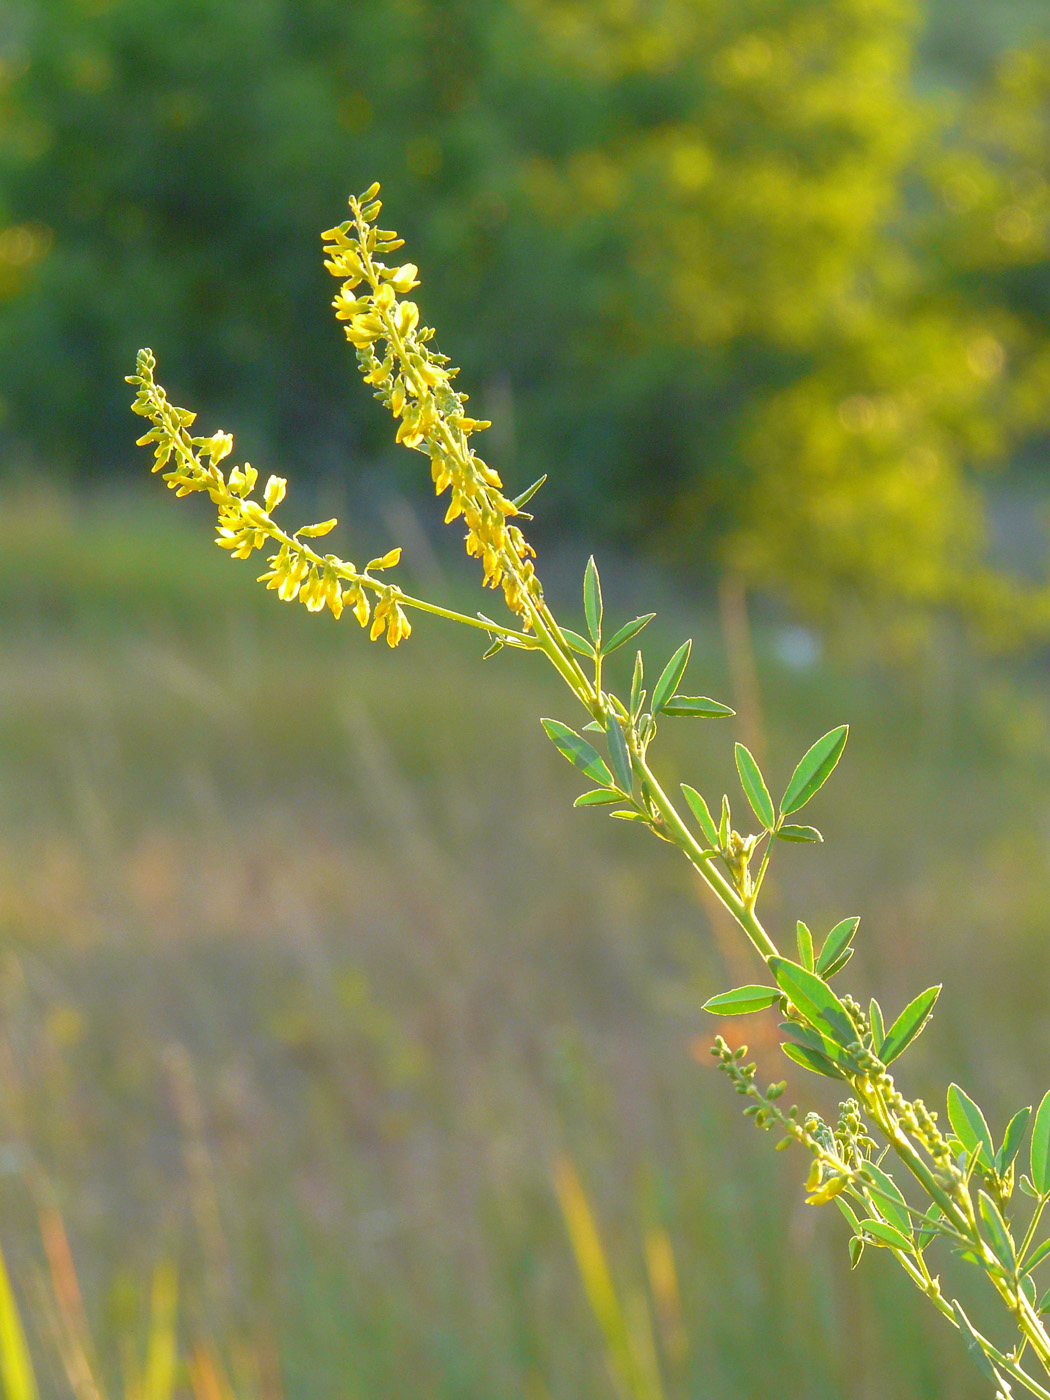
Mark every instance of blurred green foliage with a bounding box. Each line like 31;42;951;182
3;0;1050;635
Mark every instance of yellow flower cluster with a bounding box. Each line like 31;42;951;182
322;183;541;624
126;349;412;645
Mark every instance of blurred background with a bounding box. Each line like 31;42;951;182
4;0;1050;1395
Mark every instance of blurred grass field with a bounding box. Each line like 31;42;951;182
3;484;1050;1397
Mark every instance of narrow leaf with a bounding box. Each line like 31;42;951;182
605;615;656;657
861;1220;913;1252
917;1203;942;1249
860;1161;912;1236
660;696;735;718
583;556;602;644
651;640;692;714
605;716;633;795
869;999;886;1055
482;639;503;660
769;957;856;1049
574;789;621;807
952;1300;998;1383
609;810;648;823
835;1198;863;1234
630;652;644;716
1023;1237;1050;1276
796;921;814;972
510;473;546;510
1032;1089;1050;1196
879;986;941;1065
681;785;720;848
781;1040;845;1079
815;917;860;976
780;725;849;816
719;795;730;848
947;1084;995;1170
848;1236;864;1269
997;1107;1031;1176
560;628;597;660
778;1022;853;1068
775;824;823;843
702;985;781;1016
1039;1283;1050;1314
541;719;614;788
821;947;854;979
735;744;775;829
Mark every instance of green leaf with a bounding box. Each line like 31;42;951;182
821;947;854;979
917;1203;942;1250
609;810;649;823
718;795;730;848
835;1198;863;1234
583;556;602;644
481;639;504;660
781;1040;845;1079
510;473;546;510
815;917;860;976
735;744;775;829
879;986;941;1065
869;998;886;1055
947;1084;995;1170
861;1219;913;1252
660;696;735;718
859;1161;912;1236
604;614;656;657
651;640;692;714
848;1236;865;1269
780;725;849;816
605;715;633;794
630;652;644;716
778;1022;854;1069
1032;1089;1050;1196
951;1300;999;1383
1039;1283;1050;1315
979;1191;1016;1274
560;628;597;660
796;921;814;971
997;1106;1031;1176
769;958;856;1049
774;824;823;843
681;785;720;848
573;789;621;807
1022;1237;1050;1276
541;719;614;788
702;985;781;1016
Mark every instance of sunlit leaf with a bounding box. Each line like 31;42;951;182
997;1107;1031;1176
769;957;856;1049
795;921;814;972
681;785;719;848
879;986;941;1064
605;715;633;794
660;696;734;718
702;985;781;1015
780;725;849;815
735;743;775;829
947;1084;994;1171
574;789;622;807
583;556;602;644
815;917;860;976
774;824;822;843
1032;1089;1050;1196
541;719;614;787
651;640;692;713
860;1161;912;1236
561;628;597;660
861;1219;913;1252
781;1040;845;1079
604;614;656;657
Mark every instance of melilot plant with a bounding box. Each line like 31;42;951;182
128;182;1050;1399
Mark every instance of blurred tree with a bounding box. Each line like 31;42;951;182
1;0;1050;644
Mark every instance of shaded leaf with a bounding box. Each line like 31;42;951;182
510;474;546;510
482;639;504;660
703;985;781;1015
681;785;719;848
848;1236;865;1269
879;986;941;1065
821;947;854;979
541;719;614;788
605;716;633;794
947;1084;994;1170
660;696;735;718
815;917;860;976
835;1198;863;1233
781;725;849;815
952;1300;999;1384
979;1192;1015;1274
917;1203;942;1250
651;640;692;713
770;958;856;1049
583;556;602;644
781;1040;845;1079
775;824;823;843
735;744;775;829
860;1161;912;1236
1022;1237;1050;1276
604;614;655;657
